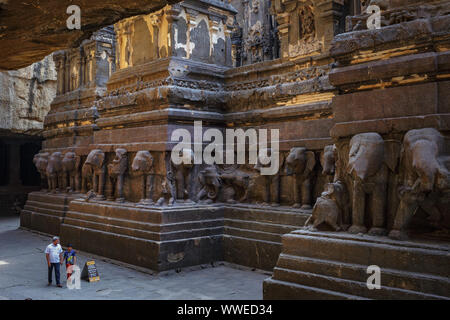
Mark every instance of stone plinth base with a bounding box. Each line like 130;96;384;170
263;230;450;300
20;191;83;236
59;200;224;271
223;205;310;271
20;195;313;272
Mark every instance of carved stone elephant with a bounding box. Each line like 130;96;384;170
197;165;221;204
82;149;106;199
346;132;388;235
33;152;49;191
321;145;336;182
389;128;450;240
220;168;250;204
285;147;316;209
132;151;154;205
255;148;282;206
62;152;81;192
46;152;63;193
170;148;194;204
107;148;128;202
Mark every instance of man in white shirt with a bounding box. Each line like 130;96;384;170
45;236;63;287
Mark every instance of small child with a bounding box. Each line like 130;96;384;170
63;244;77;279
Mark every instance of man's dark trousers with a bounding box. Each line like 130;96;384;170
48;263;61;285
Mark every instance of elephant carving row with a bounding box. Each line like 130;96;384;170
34;145;330;207
33;151;81;193
307;128;450;240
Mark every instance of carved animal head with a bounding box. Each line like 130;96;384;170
85;149;105;169
285;147;316;176
199;166;222;199
321;145;336;176
402;128;448;193
347;133;384;181
62;152;80;172
132;151;154;174
46;152;63;175
33;152;49;174
108;148;128;176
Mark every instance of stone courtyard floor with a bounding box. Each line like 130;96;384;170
0;214;269;300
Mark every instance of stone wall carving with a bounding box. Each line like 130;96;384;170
306;180;348;231
33;152;49;191
46;152;63;193
197;165;222;204
305;128;449;240
389;128;450;240
115;1;236;69
54;27;115;96
231;0;279;66
82;149;106;199
320;144;336;183
220;165;251;203
285;147;316;209
132;151;155;205
271;0;347;58
62;152;81;193
169;148;195;205
254;148;282;206
107;148;128;202
345;133;389;235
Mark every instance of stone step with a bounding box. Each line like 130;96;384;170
24;203;66;217
60;224;223;271
276;254;450;298
27;191;83;205
63;215;223;241
65;209;223;234
272;267;448;300
225;206;309;227
282;231;450;277
225;218;302;236
21;209;63;236
263;278;367;300
223;234;282;271
224;226;282;243
69;199;223;224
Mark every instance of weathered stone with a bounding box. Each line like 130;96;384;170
0;0;179;70
0;55;56;135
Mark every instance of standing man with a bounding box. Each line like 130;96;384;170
45;236;63;287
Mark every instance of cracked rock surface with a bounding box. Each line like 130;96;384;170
0;0;176;70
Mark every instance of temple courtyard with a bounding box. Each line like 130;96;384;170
0;214;268;300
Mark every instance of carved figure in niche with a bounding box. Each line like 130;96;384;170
170;148;194;204
220;166;251;204
107;149;128;202
62;152;81;192
255;148;282;206
197;166;222;204
305;181;349;231
286;147;316;209
132;151;155;205
346;133;388;235
298;5;315;40
321;145;336;183
389;128;450;240
156;172;176;206
46;152;63;193
82;149;106;200
33;152;49;191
